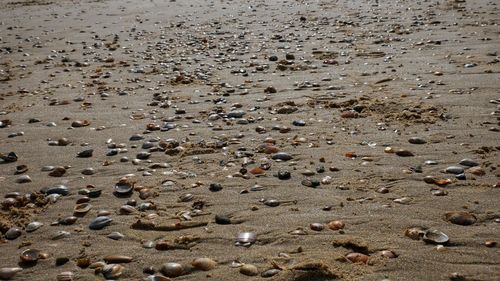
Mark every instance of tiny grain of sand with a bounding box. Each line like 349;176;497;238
0;0;499;280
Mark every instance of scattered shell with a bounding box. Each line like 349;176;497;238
74;203;92;216
15;165;28;174
104;255;133;263
107;232;125;240
235;232;256;246
0;267;22;280
48;166;66;177
160;263;184;277
26;221;43;232
59;216;77;225
15;175;32;183
71;120;90;127
81;168;96;175
379;250;398;258
346;252;369;264
271;152;293;161
395;149;414;157
261;268;281;278
5;227;22;240
102;264;124;279
20;249;40;263
327;220;345;231
408;137;427;144
191;257;217;271
405;227;425;240
52;231;71;240
445;166;464;175
444;211;476;226
240;264;258;276
77;149;93;158
423;229;449;244
42;185;69;196
459;158;479;167
56;271;74;281
89;216;112;230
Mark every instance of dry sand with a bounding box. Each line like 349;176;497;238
0;0;499;280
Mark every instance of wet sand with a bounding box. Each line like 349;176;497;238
0;0;499;280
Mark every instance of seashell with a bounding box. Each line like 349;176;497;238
1;198;17;209
271;152;293;161
15;175;32;183
263;199;280;207
405;227;425;240
114;179;134;196
48;167;66;177
240;264;258;276
444;211;476;226
160;262;184;277
87;189;102;198
20;249;40;263
89;216;112;230
139;188;152;200
74;203;92;216
301;178;320;188
468;166;485;176
147;275;173;281
5;227;22;240
445;166;464;175
395;149;414;157
423;229;449;244
46;194;61;203
97;210;111;216
107;232;125;240
119;205;136;215
88;261;106;269
58;138;70;146
261;268;281;278
327;220;345;231
0;152;18;162
215;214;231;225
379;250;398;258
485;241;496;248
71;120;90;127
236;232;256;246
15;165;28;174
57;271;74;281
459;158;479;167
0;267;22;280
26;221;43;232
42;185;69;196
102;264;124;279
249;167;265;175
104;255;133;263
309;223;324;231
346;252;369;264
136;152;151;160
59;216;77;225
76;197;90;204
76;149;93;158
81;168;96;175
41;165;55;171
178;193;193;202
191;257;217;271
408;137;427;144
52;231;71;240
142;240;155;249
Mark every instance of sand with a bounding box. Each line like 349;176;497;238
0;0;499;280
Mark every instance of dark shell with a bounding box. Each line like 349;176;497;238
42;185;69;196
160;262;184;277
5;227;22;240
89;216;112;230
20;249;40;263
444;211;476;226
271;152;293;161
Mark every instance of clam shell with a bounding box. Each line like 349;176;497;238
26;221;43;232
191;257;217;271
0;267;22;280
20;249;40;263
160;262;184;277
271;152;293;161
346;252;369;264
89;216;112;230
327;220;345;231
114;180;133;195
57;271;74;281
52;231;71;240
107;232;125;240
423;229;449;244
5;227;22;240
42;185;69;196
59;216;77;225
261;268;281;278
104;255;133;263
235;232;256;245
73;203;92;216
444;211;477;226
102;264;124;279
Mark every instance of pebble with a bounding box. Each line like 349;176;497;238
445;166;464;174
160;263;184;277
0;268;22;280
5;227;22;240
240;264;259;276
26;221;43;232
459;158;479;167
191;257;217;271
408;137;427;144
15;175;32;183
89;216;113;230
444;211;476;225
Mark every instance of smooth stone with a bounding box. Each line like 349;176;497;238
272;152;293;161
468;166;485;176
292;120;306;126
77;149;93;158
89;216;112;230
215;214;231;225
5;227;22;240
58;216;77;225
264;199;280;207
0;267;22;280
346;253;369;264
240;264;258;276
459;158;479;167
160;263;184;277
395;149;414;157
455;173;466;180
136;152;151;160
310;223;324;231
52;231;71;240
445;166;464;174
191;257;217;271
